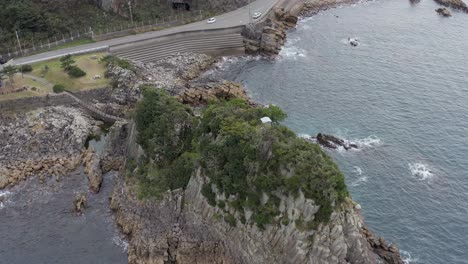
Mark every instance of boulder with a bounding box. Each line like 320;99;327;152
73;192;88;214
436;7;452;16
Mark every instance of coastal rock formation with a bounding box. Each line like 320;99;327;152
244;8;299;55
178;81;251;105
101;122;129;173
316;133;358;150
111;169;403;263
73;192;88;215
434;0;468;12
82;147;103;193
436;7;452;16
0;106;95;189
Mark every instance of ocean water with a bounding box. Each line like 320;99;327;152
212;0;468;263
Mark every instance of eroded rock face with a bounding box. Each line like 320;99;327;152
0;107;95;189
177;81;251;106
111;183;231;264
245;8;299;55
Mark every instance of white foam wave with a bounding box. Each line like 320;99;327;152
400;250;419;263
351;166;368;186
347;135;382;149
112;235;129;252
0;190;12;209
409;162;434;181
279;46;307;60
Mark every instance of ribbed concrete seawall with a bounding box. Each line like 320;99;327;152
110;26;246;62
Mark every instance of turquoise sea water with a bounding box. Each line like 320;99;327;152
213;0;468;262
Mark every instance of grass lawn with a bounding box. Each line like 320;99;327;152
30;52;110;91
0;75;52;101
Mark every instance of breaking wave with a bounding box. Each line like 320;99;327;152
279;46;307;60
409;162;434;181
401;250;419;263
0;190;12;209
112;235;129;253
351;166;368;186
344;135;382;150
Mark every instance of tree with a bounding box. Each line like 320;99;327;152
1;65;18;87
60;55;75;71
0;70;5;89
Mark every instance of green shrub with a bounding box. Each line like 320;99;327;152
67;66;86;78
224;213;237;227
132;93;349;231
100;55;135;72
52;84;65;93
20;64;33;72
201;184;216;206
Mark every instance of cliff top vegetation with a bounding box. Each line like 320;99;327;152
130;87;349;230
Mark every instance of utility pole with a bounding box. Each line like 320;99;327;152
15;30;23;55
128;1;134;25
248;0;252;24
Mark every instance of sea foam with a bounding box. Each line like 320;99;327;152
409;162;434;181
0;190;12;209
351;166;368;186
400;249;419;264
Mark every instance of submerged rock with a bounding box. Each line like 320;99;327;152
436;7;452;16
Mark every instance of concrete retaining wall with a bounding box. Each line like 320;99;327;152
0;88;111;113
110;26;246;53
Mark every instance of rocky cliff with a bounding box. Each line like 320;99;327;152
111;167;403;264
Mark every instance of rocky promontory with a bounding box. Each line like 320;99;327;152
0;106;96;189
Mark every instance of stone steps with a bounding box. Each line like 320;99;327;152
113;33;244;62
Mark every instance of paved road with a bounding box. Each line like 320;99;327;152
7;0;280;67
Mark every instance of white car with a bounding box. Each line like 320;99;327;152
252;12;262;19
207;17;216;24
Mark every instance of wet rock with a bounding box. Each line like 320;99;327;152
434;0;468;12
362;227;405;264
315;133;358;150
436;7;452;16
301;0;362;16
73;192;88;215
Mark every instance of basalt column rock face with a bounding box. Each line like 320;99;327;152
111;166;404;264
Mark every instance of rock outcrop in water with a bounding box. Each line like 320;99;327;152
434;0;468;12
244;7;299;55
316;133;359;150
436;7;452;16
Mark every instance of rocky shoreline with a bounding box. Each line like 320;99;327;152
0;1;407;263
